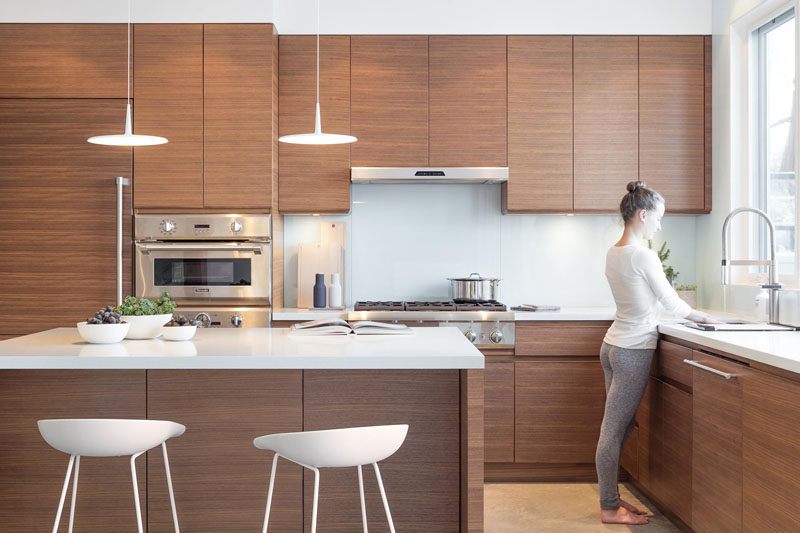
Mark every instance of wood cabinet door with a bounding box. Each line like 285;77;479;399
0;371;146;532
485;360;514;463
505;36;573;213
203;24;274;210
133;24;203;209
350;36;429;167
691;351;745;533
279;35;351;214
743;369;800;532
515;321;610;357
640;36;706;213
147;370;303;532
573;36;638;211
0;99;132;335
429;36;507;167
514;360;606;463
0;24;127;98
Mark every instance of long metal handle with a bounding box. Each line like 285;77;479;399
137;243;265;254
683;359;734;380
116;176;130;306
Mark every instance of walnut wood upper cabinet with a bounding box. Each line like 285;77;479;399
504;36;573;213
0;100;132;335
0;24;127;98
279;36;351;214
429;36;507;167
203;24;274;210
573;36;639;211
691;351;745;533
350;36;429;167
485;360;514;463
639;36;706;213
743;368;800;531
133;24;203;209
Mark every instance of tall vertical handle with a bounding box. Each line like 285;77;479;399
117;176;130;306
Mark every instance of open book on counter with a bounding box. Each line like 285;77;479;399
288;319;414;336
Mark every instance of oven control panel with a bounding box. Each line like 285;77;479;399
442;321;515;348
135;214;270;241
175;307;270;328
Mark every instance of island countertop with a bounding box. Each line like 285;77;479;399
0;327;484;370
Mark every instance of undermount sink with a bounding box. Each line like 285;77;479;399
685;321;797;332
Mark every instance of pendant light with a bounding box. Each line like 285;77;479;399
278;0;357;145
88;0;167;146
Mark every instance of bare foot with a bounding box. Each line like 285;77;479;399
601;507;649;525
620;498;648;515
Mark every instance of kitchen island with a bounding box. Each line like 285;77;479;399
0;327;484;532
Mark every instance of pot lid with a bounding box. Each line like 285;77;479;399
447;272;501;282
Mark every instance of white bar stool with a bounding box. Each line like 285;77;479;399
254;424;408;533
38;418;185;533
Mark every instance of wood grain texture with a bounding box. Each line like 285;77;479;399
505;36;573;213
133;24;203;209
429;36;507;167
515;321;611;356
203;24;272;210
303;370;461;531
0;371;145;532
0;24;127;98
639;36;705;212
704;35;713;213
0;99;132;335
350;36;429;167
484;463;601;482
655;340;693;389
514;360;606;463
484;361;514;463
146;370;303;532
743;368;800;532
279;35;351;214
573;36;638;211
692;352;744;533
461;369;484;532
270;27;284;308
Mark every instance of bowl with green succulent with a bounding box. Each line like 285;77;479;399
116;293;177;339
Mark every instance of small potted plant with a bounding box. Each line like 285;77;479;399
675;284;698;307
648;240;697;306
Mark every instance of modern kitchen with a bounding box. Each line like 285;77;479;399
1;0;800;532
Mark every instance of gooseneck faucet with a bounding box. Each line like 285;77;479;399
721;207;782;324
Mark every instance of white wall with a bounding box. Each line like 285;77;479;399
283;185;698;308
4;0;711;34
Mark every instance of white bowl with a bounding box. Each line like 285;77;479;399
161;324;197;341
76;322;130;344
121;314;173;339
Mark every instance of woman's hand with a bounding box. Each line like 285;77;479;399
687;310;723;324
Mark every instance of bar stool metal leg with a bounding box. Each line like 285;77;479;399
162;442;180;532
130;451;144;533
52;454;75;533
262;453;280;533
68;455;80;533
357;465;368;532
373;463;395;533
311;467;320;533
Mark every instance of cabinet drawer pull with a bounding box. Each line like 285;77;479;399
683;359;734;380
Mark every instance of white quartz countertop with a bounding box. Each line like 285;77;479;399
0;327;483;370
658;323;800;375
513;307;616;321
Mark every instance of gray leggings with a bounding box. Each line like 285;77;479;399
595;341;654;510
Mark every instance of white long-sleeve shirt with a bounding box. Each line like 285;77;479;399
603;244;692;349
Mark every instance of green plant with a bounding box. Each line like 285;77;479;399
115;292;176;316
675;284;697;291
648;240;679;286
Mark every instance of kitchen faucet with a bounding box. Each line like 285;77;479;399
721;207;782;324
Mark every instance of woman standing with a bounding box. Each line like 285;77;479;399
596;181;717;525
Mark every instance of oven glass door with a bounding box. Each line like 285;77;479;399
135;242;269;303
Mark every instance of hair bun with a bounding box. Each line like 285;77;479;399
626;181;646;193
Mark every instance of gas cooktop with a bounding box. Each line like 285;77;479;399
354;300;507;312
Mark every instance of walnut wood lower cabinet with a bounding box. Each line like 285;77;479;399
484;360;514;463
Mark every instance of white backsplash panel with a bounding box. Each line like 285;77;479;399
283;184;698;308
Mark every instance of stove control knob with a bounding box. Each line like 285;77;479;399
490;329;504;344
161;219;176;233
464;329;477;343
231;315;243;327
231;220;243;233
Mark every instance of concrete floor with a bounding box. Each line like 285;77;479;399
485;483;680;532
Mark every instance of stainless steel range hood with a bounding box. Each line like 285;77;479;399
351;167;509;184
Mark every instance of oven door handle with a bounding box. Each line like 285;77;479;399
136;243;265;255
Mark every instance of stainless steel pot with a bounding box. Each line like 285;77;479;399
448;273;501;302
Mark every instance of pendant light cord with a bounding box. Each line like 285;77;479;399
316;0;320;107
127;0;131;106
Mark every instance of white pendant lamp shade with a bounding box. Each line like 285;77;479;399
278;0;356;145
87;0;167;147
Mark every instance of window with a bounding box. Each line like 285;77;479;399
753;9;797;283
